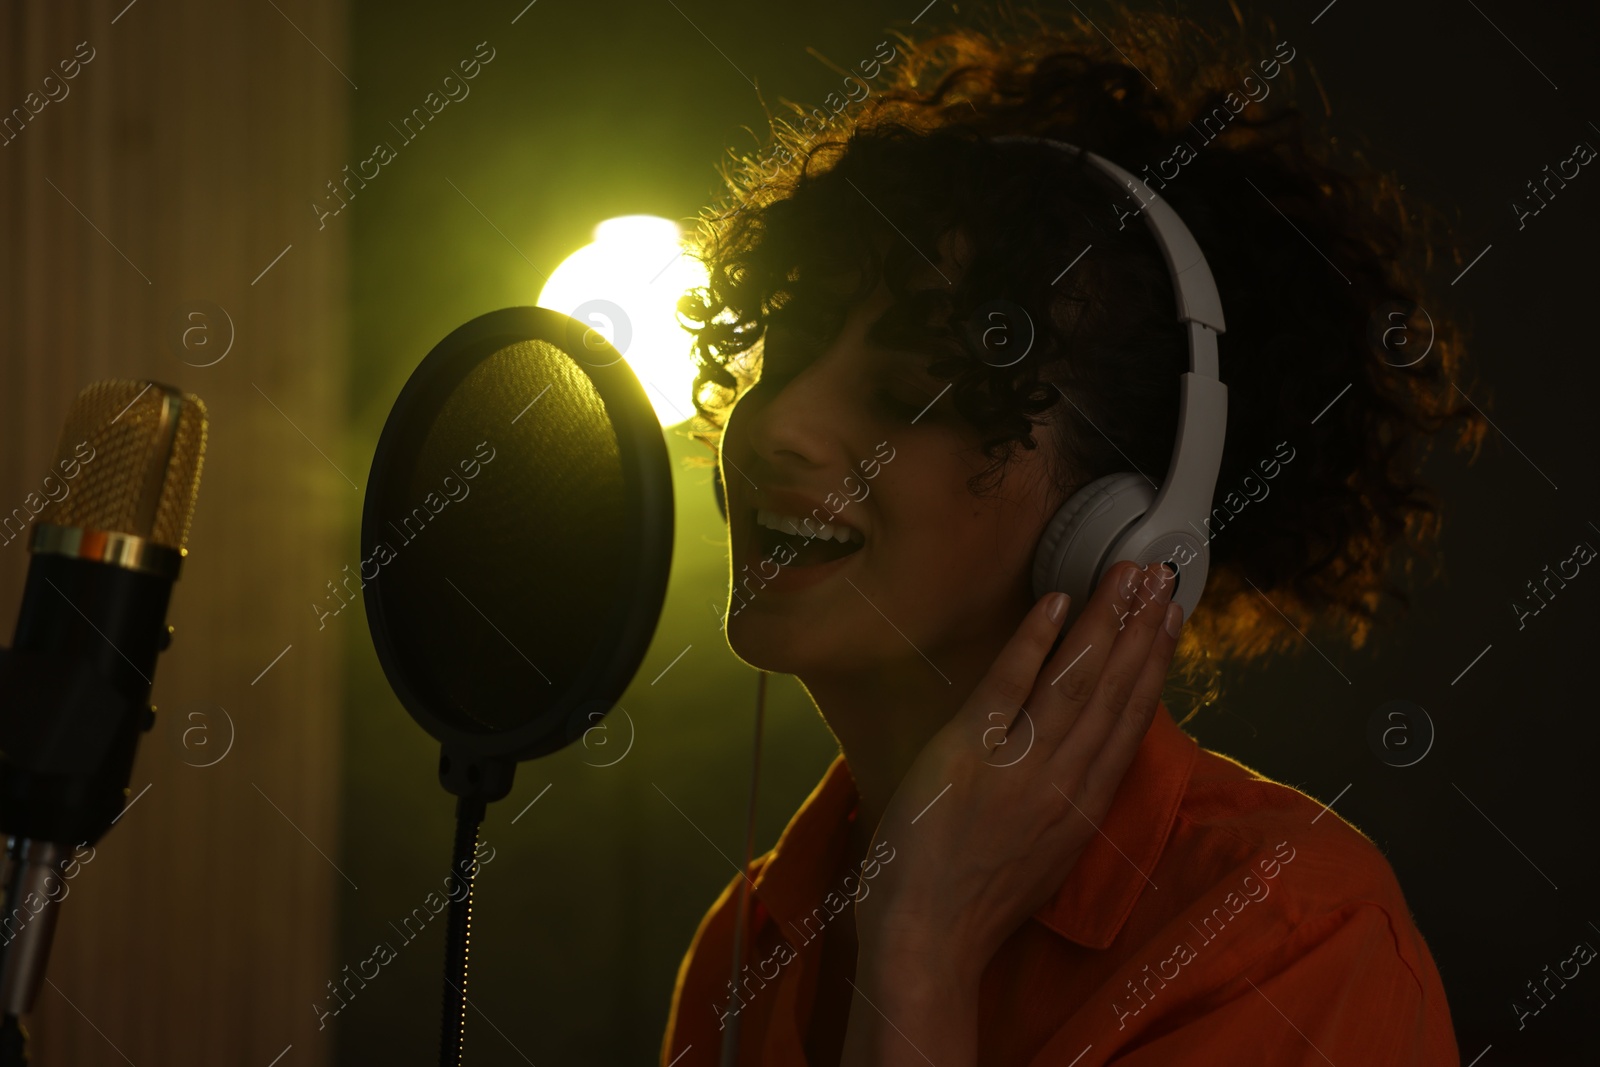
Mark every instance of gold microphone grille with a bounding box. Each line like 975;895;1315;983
37;380;209;551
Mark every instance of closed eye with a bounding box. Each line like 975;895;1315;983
874;389;922;418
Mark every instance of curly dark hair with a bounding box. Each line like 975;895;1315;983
679;3;1488;711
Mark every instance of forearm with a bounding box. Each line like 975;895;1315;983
839;945;980;1067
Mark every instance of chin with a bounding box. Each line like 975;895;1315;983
724;605;815;675
725;599;884;678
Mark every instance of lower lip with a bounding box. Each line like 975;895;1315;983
739;525;863;595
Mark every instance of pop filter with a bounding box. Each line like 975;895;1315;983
360;306;674;1064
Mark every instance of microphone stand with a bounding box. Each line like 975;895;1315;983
0;839;67;1067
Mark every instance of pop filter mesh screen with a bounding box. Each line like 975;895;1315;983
376;340;626;733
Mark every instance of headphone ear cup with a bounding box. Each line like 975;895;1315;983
1032;472;1155;609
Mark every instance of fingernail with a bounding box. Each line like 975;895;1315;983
1164;601;1184;638
1118;565;1139;602
1048;591;1070;624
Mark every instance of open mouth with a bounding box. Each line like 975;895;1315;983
752;507;864;568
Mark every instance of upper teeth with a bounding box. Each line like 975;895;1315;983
756;507;863;545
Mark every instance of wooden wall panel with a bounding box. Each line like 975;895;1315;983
0;1;348;1064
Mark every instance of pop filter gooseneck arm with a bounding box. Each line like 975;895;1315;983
441;796;485;1067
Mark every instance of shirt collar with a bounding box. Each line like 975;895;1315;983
1032;702;1197;948
751;702;1197;952
751;754;859;945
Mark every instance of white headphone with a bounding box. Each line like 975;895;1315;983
990;136;1229;627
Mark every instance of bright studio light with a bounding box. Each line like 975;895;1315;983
537;215;709;427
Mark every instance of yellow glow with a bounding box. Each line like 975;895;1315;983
537;215;710;427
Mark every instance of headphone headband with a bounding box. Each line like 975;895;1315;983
992;135;1230;626
988;135;1227;356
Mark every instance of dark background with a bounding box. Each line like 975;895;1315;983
330;0;1600;1064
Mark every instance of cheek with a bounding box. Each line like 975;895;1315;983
876;484;1040;610
898;460;1043;556
879;457;1055;627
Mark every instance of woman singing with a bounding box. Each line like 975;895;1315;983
664;7;1481;1064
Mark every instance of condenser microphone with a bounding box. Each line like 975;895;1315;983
0;380;207;1065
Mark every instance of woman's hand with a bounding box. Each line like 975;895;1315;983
840;559;1184;1066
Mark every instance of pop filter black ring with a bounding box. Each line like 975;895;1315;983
361;305;675;794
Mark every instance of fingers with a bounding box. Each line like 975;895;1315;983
1025;560;1150;752
1052;562;1180;788
963;589;1071;754
1077;596;1183;806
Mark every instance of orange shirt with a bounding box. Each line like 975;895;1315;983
662;703;1459;1066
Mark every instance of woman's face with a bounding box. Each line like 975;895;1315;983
719;279;1066;680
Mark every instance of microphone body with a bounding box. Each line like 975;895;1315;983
0;381;206;1056
0;553;170;841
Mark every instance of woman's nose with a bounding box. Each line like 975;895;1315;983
742;354;850;470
